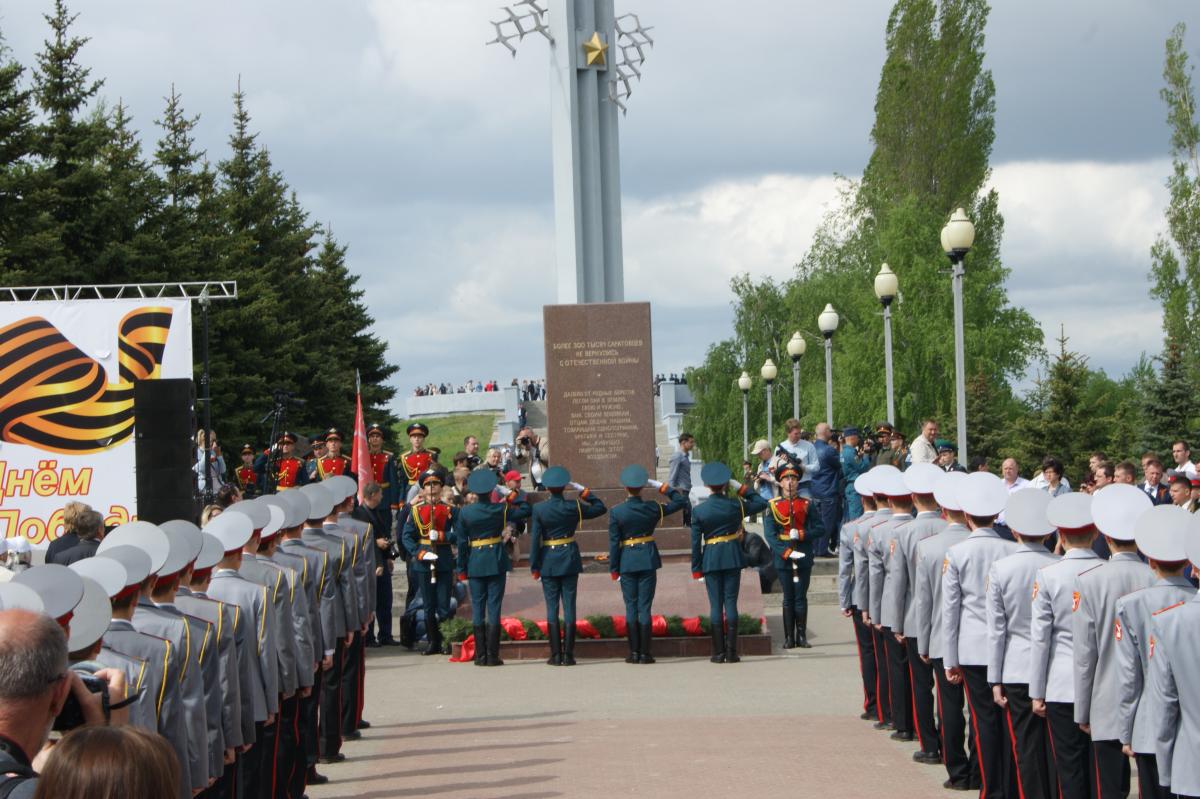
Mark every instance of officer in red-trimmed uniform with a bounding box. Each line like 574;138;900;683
306;431;327;482
316;428;353;480
400;470;459;655
398;423;433;504
366;423;400;512
259;431;309;490
235;443;260;498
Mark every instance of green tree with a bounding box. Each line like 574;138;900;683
0;36;36;283
1142;338;1194;455
93;100;164;283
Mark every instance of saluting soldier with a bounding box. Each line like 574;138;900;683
985;488;1059;799
402;470;459;656
1073;484;1155;799
914;471;976;791
317;428;353;480
763;461;820;649
1030;493;1101;799
689;462;770;664
607;464;688;664
529;466;607;666
366;423;401;512
941;471;1018;799
455;469;532;666
870;467;917;743
264;431;309;491
236;443;261;499
1115;505;1196;799
398;423;434;505
839;472;880;723
1146;523;1200;799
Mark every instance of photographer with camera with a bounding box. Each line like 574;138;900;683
840;427;872;520
354;482;400;647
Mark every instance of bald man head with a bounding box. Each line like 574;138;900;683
0;609;72;762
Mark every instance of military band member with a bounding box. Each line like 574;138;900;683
986;488;1058;799
237;443;260;499
1115;505;1196;799
869;467;915;741
888;463;948;764
914;471;976;790
529;466;607;665
608;465;688;664
366;423;401;511
398;423;434;504
1071;484;1154;799
1146;523;1200;799
263;431;309;490
690;462;770;664
942;471;1017;799
306;432;327;482
455;469;532;666
839;472;879;722
1030;493;1101;799
763;462;819;649
402;470;459;656
314;428;352;481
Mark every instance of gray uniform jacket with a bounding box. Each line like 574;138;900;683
177;606;221;783
271;549;316;686
301;526;350;652
176;587;244;750
985;543;1058;684
915;522;971;659
196;587;256;746
1029;548;1101;702
339;513;376;619
872;513;914;629
207;568;275;718
838;515;866;610
131;601;208;793
849;510;878;611
92;646;155;731
240;554;296;696
1115;577;1196;753
942;527;1018;670
278;538;327;662
888;512;947;637
861;509;895;623
102;621;190;799
1148;593;1200;795
325;521;364;628
1073;552;1155;738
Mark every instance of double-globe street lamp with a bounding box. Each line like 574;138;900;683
941;207;976;463
874;263;899;427
786;332;806;421
761;358;778;447
738;371;752;457
817;304;839;426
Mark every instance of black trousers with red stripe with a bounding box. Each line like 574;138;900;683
1135;752;1171;799
962;665;1009;799
1045;701;1094;799
1092;739;1128;799
301;676;320;768
905;637;939;755
933;658;976;788
851;609;878;719
320;639;345;756
872;626;892;724
277;693;302;799
885;629;912;734
340;633;361;736
1004;683;1053;799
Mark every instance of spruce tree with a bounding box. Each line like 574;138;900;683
94;101;164;283
1142;338;1194;454
0;37;35;282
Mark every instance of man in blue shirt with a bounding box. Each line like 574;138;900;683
810;423;843;557
840;427;871;520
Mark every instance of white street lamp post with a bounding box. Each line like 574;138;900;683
786;332;806;421
941;207;975;464
761;359;778;447
738;371;752;457
874;263;899;427
817;304;839;426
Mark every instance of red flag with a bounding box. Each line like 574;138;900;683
353;371;371;503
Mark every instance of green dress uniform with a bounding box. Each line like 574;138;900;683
454;469;531;666
529;466;607;666
400;471;460;655
690;462;769;663
607;464;688;664
763;463;822;649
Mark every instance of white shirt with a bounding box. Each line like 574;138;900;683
777;438;819;484
909;434;938;465
1031;471;1071;491
995;476;1031;525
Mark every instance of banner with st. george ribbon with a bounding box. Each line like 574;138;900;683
0;299;193;545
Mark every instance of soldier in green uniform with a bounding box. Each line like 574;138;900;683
528;466;607;666
763;462;822;648
454;470;531;666
690;462;770;663
607;464;689;664
400;470;459;655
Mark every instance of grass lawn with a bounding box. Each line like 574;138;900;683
391;413;498;457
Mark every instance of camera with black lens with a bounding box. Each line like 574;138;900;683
53;670;109;731
386;538;402;560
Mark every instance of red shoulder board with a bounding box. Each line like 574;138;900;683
1153;600;1187;616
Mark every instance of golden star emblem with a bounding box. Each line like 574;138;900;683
582;31;608;67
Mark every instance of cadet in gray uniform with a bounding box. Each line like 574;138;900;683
986;488;1058;799
322;480;364;737
888;463;948;763
331;474;374;735
839;472;879;722
860;465;897;729
915;471;975;791
942;471;1017;799
1074;484;1155;799
869;468;916;742
1115;505;1196;799
1147;524;1200;799
1031;493;1101;799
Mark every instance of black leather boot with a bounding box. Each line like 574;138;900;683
472;625;486;666
422;622;441;656
726;621;740;663
710;623;726;664
782;607;796;649
796;608;812;649
546;620;562;666
626;622;640;664
399;615;415;649
486;623;504;666
562;625;577;666
639;622;655;664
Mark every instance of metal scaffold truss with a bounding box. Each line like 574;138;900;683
0;281;239;303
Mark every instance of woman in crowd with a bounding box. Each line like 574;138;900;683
33;726;179;799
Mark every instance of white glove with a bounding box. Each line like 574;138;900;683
647;479;663;489
789;529;800;541
420;550;439;562
569;481;585;491
788;551;806;561
729;479;743;491
428;530;439;543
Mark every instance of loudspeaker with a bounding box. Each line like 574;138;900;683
134;379;198;524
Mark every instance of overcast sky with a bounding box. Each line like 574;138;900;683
3;0;1198;406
